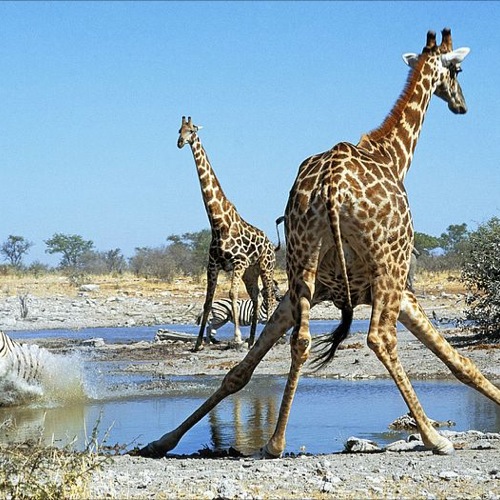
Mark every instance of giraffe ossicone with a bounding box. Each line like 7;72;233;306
138;29;499;459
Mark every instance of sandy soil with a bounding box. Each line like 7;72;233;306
1;273;500;499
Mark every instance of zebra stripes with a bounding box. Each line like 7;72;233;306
0;330;42;384
197;294;280;342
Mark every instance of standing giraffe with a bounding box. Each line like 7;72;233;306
140;29;500;458
177;116;277;351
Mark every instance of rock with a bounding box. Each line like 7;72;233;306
439;470;459;480
79;284;100;292
386;438;427;452
389;412;456;430
344;437;381;453
81;337;105;347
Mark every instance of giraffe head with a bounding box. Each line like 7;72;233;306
177;116;202;149
403;28;470;114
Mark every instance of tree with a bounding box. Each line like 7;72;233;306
461;217;500;339
129;246;178;281
1;235;33;269
179;229;211;276
45;233;94;270
79;248;127;274
439;223;469;253
414;231;441;255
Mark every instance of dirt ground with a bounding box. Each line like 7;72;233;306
2;271;500;499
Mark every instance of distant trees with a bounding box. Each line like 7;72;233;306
414;232;441;255
414;223;471;272
44;233;94;270
80;248;127;275
129;230;211;280
0;235;33;269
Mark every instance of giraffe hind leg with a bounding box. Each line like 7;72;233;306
262;270;316;458
230;267;247;345
368;276;454;454
399;290;500;405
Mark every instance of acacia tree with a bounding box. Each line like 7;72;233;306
1;235;33;269
45;233;94;270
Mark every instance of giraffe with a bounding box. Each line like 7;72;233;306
177;116;277;351
140;29;500;458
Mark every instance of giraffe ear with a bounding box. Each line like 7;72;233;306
197;125;203;131
402;53;419;68
441;47;470;66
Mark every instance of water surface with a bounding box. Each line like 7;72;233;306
2;322;498;455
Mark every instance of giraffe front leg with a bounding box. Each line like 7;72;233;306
195;262;218;351
230;267;245;345
137;295;294;458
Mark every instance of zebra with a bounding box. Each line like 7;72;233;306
0;330;44;395
196;283;283;344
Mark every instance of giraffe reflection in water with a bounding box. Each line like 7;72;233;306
208;389;278;454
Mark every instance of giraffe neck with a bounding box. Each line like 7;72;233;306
359;54;436;180
190;135;233;227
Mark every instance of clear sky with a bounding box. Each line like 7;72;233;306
1;1;499;265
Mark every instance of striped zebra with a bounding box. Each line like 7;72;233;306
197;284;283;344
0;330;43;388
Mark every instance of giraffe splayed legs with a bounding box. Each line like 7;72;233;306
139;29;499;458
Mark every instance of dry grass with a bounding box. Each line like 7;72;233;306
0;438;109;500
414;269;466;295
0;269;462;303
0;417;114;500
0;270;290;302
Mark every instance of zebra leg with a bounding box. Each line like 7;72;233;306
206;322;222;344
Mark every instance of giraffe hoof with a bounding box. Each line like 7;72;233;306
134;443;164;459
431;438;455;455
258;444;282;459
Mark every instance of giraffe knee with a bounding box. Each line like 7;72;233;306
291;330;311;365
367;333;397;358
222;363;254;394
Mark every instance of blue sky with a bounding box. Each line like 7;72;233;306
1;1;499;265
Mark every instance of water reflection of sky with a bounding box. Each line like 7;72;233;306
1;373;499;456
8;319;391;343
3;323;498;455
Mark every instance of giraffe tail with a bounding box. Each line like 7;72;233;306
328;202;352;310
311;307;354;370
274;216;285;252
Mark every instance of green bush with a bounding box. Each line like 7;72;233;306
461;217;500;340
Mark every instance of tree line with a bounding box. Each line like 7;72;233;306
1;218;499;338
0;221;482;276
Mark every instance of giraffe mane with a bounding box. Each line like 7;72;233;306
365;52;429;142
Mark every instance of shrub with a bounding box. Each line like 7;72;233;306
461;217;500;340
129;246;178;281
